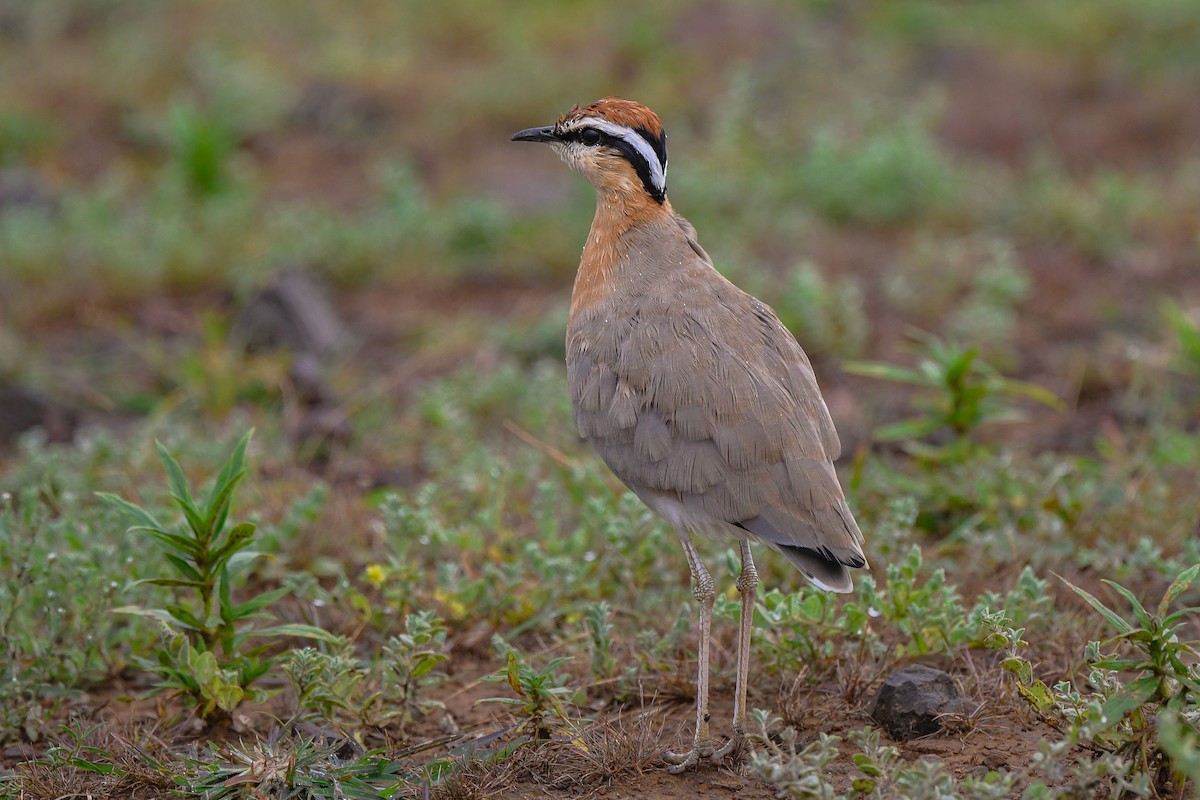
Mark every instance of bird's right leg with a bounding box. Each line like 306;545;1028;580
663;535;720;773
706;538;758;764
732;539;758;737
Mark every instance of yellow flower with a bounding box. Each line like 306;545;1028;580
364;563;387;588
433;588;468;622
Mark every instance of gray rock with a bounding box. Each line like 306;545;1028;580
0;171;58;218
870;664;962;739
290;81;389;138
0;385;76;448
232;268;347;357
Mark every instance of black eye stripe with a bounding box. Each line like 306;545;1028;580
560;124;667;205
635;126;667;170
565;128;607;146
606;138;665;205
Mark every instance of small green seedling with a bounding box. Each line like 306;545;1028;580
479;647;575;740
166;100;236;196
379;610;449;731
583;601;616;680
846;333;1063;460
1062;566;1200;733
99;431;337;718
282;648;366;725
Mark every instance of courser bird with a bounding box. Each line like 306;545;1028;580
512;98;867;772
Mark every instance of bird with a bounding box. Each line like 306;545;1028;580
512;98;867;772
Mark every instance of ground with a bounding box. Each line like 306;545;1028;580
1;2;1199;799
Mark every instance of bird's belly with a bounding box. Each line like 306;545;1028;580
635;490;748;543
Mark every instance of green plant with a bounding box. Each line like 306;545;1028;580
849;727;1015;799
858;544;971;656
796;114;958;226
771;262;869;359
282;647;366;725
1062;568;1200;760
166;100;237;196
1157;708;1200;789
851;549;1053;659
752;584;879;673
1162;299;1200;376
1021;155;1158;260
1018;737;1153;800
747;709;843;799
183;737;407;800
379;610;449;731
948;254;1030;359
479;643;576;739
37;721;123;777
750;718;1021;799
996;567;1200;795
0;476;132;743
846;333;1063;460
9;720;179;799
163;311;289;417
982;609;1060;725
0;109;55;165
848;726;901;796
637;601;694;667
583;601;616;680
875;234;1033;376
99;431;335;718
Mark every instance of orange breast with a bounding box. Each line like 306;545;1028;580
570;195;674;321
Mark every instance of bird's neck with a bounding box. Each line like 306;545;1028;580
570;189;673;320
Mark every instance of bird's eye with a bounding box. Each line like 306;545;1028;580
580;128;602;146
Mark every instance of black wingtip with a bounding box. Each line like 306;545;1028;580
777;544;860;593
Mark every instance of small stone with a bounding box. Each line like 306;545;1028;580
290;81;389;137
290;352;331;405
870;664;963;740
0;384;77;448
0;171;58;218
231;268;347;357
3;743;34;759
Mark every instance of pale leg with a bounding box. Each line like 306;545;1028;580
732;539;758;736
663;535;718;773
704;539;757;764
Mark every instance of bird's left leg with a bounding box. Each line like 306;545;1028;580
709;539;758;762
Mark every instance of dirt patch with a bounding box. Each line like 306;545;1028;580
934;46;1200;172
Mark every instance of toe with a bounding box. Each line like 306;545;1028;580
709;736;736;762
664;749;699;773
663;735;743;773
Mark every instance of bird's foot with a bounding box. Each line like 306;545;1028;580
663;734;742;773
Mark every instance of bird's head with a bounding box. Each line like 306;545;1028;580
512;98;668;205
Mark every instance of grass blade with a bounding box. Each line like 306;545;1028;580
1101;579;1152;629
156;440;198;513
1058;574;1133;635
1157;564;1200;617
204;430;253;535
96;492;162;531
